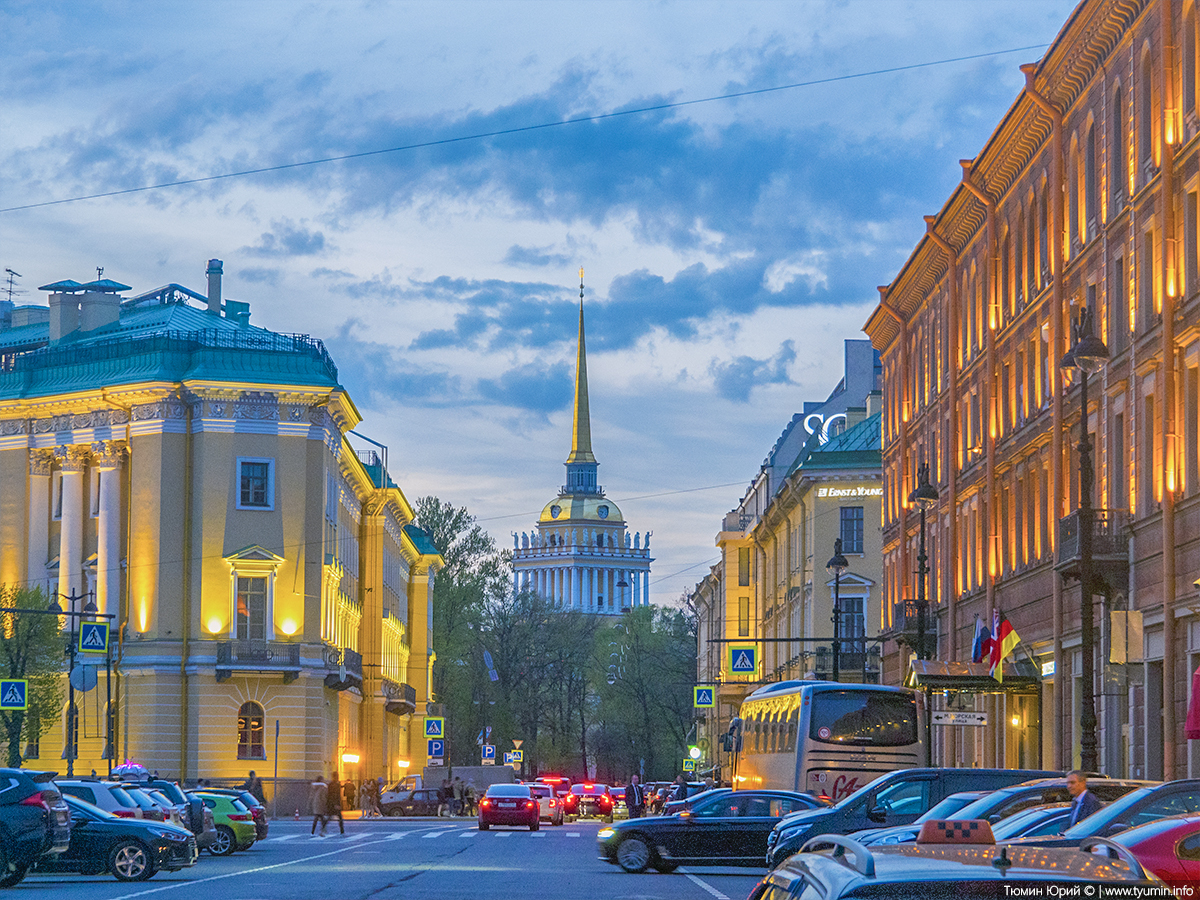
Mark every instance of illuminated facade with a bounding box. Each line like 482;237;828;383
692;341;883;771
512;284;652;614
0;263;441;790
865;0;1200;777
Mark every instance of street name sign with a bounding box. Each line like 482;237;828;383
931;711;988;726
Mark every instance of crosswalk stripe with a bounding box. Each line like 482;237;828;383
421;831;446;838
495;832;512;838
459;831;477;838
383;833;407;841
566;832;581;838
530;831;546;838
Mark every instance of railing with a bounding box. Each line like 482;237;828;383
892;599;931;633
1057;509;1129;562
215;640;301;666
813;646;882;674
0;328;337;381
383;679;417;715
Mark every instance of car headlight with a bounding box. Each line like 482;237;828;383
597;828;615;840
149;827;189;841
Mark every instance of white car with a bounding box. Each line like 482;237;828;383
528;783;563;826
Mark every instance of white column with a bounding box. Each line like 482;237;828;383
571;567;580;610
642;570;650;606
633;568;641;606
58;447;87;607
27;452;52;588
583;568;592;610
93;442;125;616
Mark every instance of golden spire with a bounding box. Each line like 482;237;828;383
566;267;596;465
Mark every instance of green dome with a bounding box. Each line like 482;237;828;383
539;495;624;524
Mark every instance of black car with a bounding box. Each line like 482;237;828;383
765;767;1060;868
36;794;197;882
137;778;217;848
0;768;70;887
381;788;441;817
598;789;822;873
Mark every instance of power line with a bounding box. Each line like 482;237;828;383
0;44;1048;215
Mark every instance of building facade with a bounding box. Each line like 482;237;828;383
511;282;652;614
865;0;1200;777
693;342;883;775
0;263;440;792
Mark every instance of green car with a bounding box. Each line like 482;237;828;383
194;792;257;856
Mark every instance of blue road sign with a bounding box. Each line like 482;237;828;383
0;680;27;710
424;717;444;738
427;739;445;758
729;645;757;674
482;744;496;760
694;687;714;708
79;621;109;654
503;751;514;765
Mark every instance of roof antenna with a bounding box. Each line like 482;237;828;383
96;266;104;281
3;268;23;303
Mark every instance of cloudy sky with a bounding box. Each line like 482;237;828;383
1;0;1078;603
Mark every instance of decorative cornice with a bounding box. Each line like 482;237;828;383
28;449;54;476
56;444;91;472
90;440;127;469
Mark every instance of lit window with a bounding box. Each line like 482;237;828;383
236;576;268;642
237;458;274;510
238;701;265;760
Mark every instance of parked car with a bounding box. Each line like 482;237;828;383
563;783;613;823
752;826;1164;899
200;788;268;841
610;786;627;820
1006;779;1200;850
598;789;824;873
36;794;197;882
56;779;144;819
0;768;70;887
121;786;167;822
528;783;563;826
848;791;992;846
380;788;441;817
135;779;216;850
766;767;1060;868
193;791;257;855
477;783;539;831
990;803;1072;840
1105;812;1200;888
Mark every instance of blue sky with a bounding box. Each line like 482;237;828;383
0;0;1078;603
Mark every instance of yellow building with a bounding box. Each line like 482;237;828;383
0;263;440;798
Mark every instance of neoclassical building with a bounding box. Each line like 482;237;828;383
511;279;652;614
865;0;1200;777
0;262;440;795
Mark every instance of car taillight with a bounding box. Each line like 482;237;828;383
112;809;137;818
525;801;535;809
20;793;49;811
481;799;491;808
228;813;251;821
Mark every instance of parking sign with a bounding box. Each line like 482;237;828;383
427;739;444;758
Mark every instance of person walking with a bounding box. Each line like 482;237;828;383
241;770;266;804
464;782;477;817
326;772;346;834
371;776;384;817
452;777;465;816
437;778;452;817
671;774;688;802
626;775;645;819
1063;770;1103;831
358;780;371;816
310;777;329;835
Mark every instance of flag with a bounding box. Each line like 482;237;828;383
989;610;1020;682
971;616;993;664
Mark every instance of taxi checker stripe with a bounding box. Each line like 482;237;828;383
934;820;981;839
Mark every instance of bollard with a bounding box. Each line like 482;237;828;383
294;808;300;820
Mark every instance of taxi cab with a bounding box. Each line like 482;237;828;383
751;819;1166;899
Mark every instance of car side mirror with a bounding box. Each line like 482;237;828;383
867;805;886;823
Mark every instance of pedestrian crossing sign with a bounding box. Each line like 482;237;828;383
682;759;695;772
0;680;27;710
693;687;715;708
729;645;757;675
424;717;444;738
511;749;523;763
79;621;109;654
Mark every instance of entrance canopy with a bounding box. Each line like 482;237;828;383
904;659;1041;696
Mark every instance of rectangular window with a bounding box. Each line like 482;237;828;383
1112;412;1126;510
236;576;267;642
738;596;750;637
839;507;864;554
52;472;63;520
1110;257;1128;354
1187;192;1198;296
737;547;750;587
1144;395;1156;514
840;597;866;653
237;458;274;510
1187;366;1199;497
89;469;100;518
1141;231;1156;329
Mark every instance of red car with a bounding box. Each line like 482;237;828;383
1107;812;1200;887
562;783;613;823
478;784;539;831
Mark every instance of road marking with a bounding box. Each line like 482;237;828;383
495;832;512;838
679;870;731;900
421;831;446;838
459;831;477;838
383;832;408;841
566;832;581;837
530;831;546;838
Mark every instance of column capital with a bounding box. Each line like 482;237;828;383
55;445;91;473
90;440;127;470
28;450;55;476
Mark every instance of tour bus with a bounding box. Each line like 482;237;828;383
730;680;925;802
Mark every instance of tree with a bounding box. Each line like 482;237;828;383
0;586;66;767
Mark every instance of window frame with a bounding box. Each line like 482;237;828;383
236;457;275;511
237;700;266;760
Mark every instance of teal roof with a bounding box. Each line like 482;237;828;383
0;298;340;400
798;412;881;472
403;524;441;557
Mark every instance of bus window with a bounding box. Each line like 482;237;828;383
811;689;919;746
786;709;798;753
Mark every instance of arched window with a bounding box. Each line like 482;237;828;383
1112;85;1126;203
1026;198;1037;296
1068;139;1080;251
238;701;265;760
1140;49;1154;169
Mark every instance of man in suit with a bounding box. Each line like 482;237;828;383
1064;770;1102;830
626;775;645;819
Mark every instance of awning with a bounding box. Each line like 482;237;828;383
1186;665;1200;741
904;659;1041;695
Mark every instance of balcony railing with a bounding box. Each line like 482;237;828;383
890;600;938;659
1057;509;1129;563
813;645;881;675
323;645;364;691
383;679;418;716
215;640;301;683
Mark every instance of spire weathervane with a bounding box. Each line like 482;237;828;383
564;266;598;492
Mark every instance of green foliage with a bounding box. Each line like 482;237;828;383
0;586;67;767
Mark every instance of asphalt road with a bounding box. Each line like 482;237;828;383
19;817;767;900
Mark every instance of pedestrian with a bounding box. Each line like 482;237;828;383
241;770;266;803
452;776;465;816
671;774;688;802
703;776;714;791
326;771;345;834
310;777;329;835
370;776;384;817
343;778;355;809
626;774;645;819
1063;770;1103;831
358;780;371;816
437;778;451;817
464;782;477;816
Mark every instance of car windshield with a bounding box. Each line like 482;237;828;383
107;785;136;806
916;793;989;823
529;785;551;798
810;689;919;746
64;794;117;820
992;804;1069;839
1063;786;1155;839
125;787;156;807
147;790;173;806
573;785;607;795
487;785;531;798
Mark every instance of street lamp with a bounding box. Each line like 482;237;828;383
1060;303;1109;774
45;591;110;777
827;539;849;682
908;463;940;660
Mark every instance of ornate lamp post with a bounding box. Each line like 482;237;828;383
827;539;849;682
908;463;940;660
47;591;99;777
1060;304;1109;773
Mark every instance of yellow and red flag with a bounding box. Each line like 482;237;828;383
989;610;1020;682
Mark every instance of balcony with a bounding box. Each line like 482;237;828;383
890;600;938;660
1055;509;1130;590
383;679;418;716
323;645;364;692
215;640;301;684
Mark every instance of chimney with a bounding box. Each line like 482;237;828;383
225;299;250;327
865;389;883;418
0;300;11;331
78;290;121;332
49;292;80;343
844;405;866;429
206;259;223;314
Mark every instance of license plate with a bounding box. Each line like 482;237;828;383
499;801;517;808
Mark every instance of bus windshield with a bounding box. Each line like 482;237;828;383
811;689;919;747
